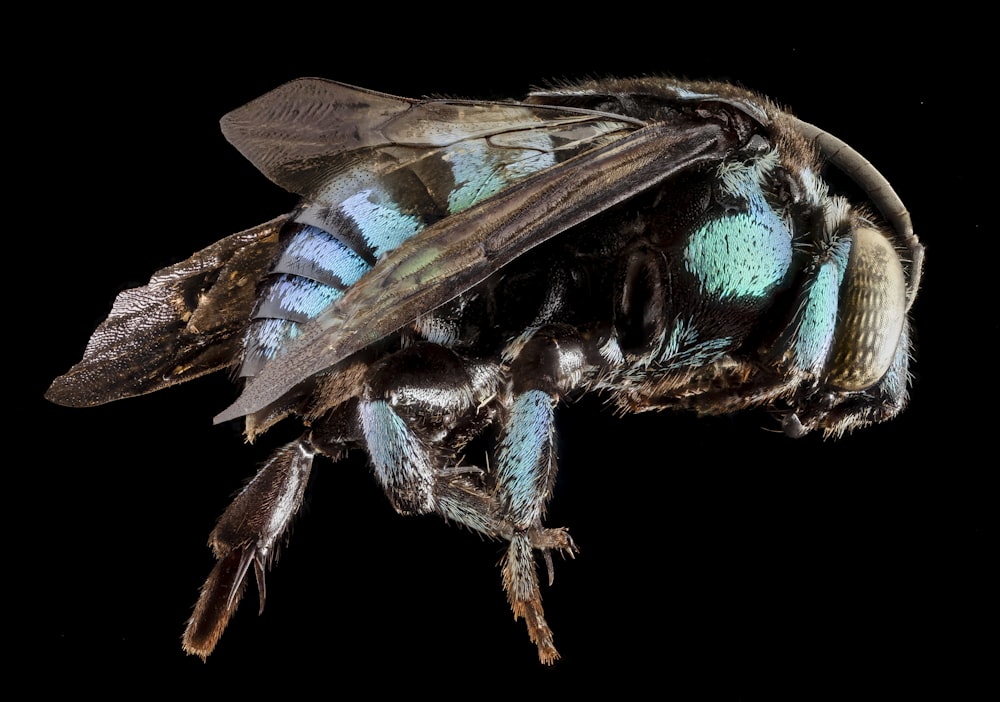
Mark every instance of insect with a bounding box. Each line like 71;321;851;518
47;76;922;664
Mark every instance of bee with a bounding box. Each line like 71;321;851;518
47;76;922;664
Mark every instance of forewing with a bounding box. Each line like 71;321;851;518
220;79;415;195
217;118;745;422
47;216;285;407
220;77;646;197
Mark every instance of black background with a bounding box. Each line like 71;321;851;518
23;18;988;697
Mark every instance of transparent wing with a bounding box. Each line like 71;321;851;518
220;77;646;195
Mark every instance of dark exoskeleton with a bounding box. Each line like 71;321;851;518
47;77;922;663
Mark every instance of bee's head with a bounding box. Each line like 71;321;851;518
778;118;922;439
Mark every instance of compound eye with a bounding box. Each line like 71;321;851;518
827;226;907;391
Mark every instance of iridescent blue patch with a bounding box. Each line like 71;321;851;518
275;226;370;287
684;191;792;299
255;275;343;321
241;318;301;376
792;261;841;373
496;389;553;519
340;188;422;257
446;138;556;213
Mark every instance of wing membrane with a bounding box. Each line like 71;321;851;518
221;78;644;196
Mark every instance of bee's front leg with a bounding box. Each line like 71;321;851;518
494;325;587;664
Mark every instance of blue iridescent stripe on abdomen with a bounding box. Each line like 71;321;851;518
254;274;343;322
272;225;370;288
241;224;373;376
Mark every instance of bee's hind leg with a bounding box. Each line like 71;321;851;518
182;437;315;659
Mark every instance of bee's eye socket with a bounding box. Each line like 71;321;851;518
826;226;907;391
